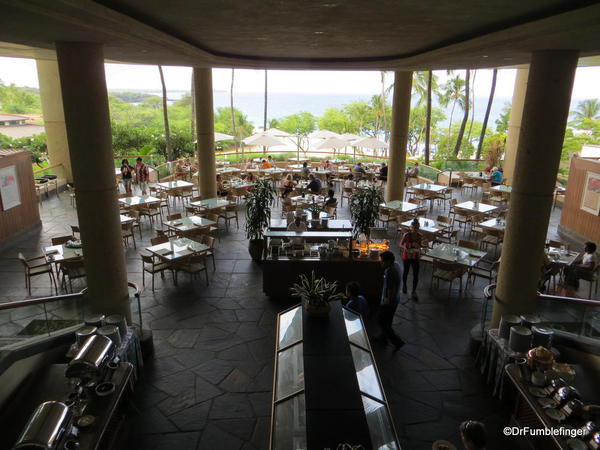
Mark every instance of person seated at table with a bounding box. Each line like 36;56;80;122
490;166;503;185
216;174;229;196
267;155;276;167
378;162;388;182
344;281;369;317
353;162;366;178
281;175;296;198
323;160;333;170
344;173;356;189
460;420;486;450
566;241;598;289
307;174;322;194
287;211;307;247
261;158;272;169
324;189;337;207
301;161;310;177
245;157;255;169
406;162;419;185
245;172;256;183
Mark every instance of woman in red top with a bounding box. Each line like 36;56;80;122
400;219;426;299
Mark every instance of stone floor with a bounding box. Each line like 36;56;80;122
0;182;574;449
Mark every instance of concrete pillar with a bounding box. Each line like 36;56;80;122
193;68;217;199
385;71;412;202
55;42;131;321
503;67;529;184
36;59;73;182
491;50;578;327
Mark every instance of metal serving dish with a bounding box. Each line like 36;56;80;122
65;334;114;382
14;401;72;449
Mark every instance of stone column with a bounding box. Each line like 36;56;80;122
193;68;216;199
385;71;412;202
55;42;131;321
503;67;529;184
491;50;579;327
36;59;73;182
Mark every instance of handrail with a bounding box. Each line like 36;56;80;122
0;292;84;311
482;283;600;307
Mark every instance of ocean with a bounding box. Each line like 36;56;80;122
142;90;514;130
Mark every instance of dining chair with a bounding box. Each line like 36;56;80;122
121;222;137;248
167;213;182;221
126;210;143;239
173;253;209;286
431;260;468;295
198;234;216;271
70;225;81;240
59;257;86;293
18;252;57;295
141;251;172;291
458;240;479;251
51;235;72;246
150;236;169;246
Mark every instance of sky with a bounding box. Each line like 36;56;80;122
1;56;600;100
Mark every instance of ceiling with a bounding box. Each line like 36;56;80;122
1;0;600;70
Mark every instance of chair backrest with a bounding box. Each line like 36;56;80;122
434;260;460;272
200;234;215;249
206;213;219;222
51;235;72;245
71;225;80;236
548;239;566;249
141;253;154;264
128;210;140;219
437;215;452;225
167;213;182;221
17;252;27;266
458;240;479;250
151;236;169;246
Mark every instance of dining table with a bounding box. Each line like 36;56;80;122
426;243;486;267
290;194;325;205
490;184;512;193
479;217;506;232
120;214;136;225
400;217;448;235
163;215;216;233
545;246;580;266
380;200;419;213
118;195;160;208
454;201;498;215
146;237;209;262
156;180;194;191
43;244;83;263
190;197;232;211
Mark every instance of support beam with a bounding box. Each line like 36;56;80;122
385;71;412;202
503;67;529;185
491;50;578;327
55;42;131;321
193;67;216;199
36;59;72;182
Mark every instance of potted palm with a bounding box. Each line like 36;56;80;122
349;185;384;237
245;178;275;261
290;271;343;317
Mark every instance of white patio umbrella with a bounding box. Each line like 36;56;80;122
315;137;350;150
310;129;340;139
215;132;234;141
242;133;286;147
339;133;362;142
351;137;389;162
263;128;292;137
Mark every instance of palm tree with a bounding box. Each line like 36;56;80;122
424;71;432;165
263;70;268;133
572;99;600;125
465;69;477;145
477;68;498;159
158;65;173;161
453;69;470;156
380;71;388;143
412;71;428;106
190;70;195;140
230;69;237;154
442;75;465;151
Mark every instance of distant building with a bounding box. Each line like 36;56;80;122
0;113;28;126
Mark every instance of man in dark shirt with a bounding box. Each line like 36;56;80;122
306;174;322;193
344;281;369;317
379;162;388;181
375;251;405;347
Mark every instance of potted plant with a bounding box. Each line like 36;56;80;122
290;271;343;317
306;200;323;229
245;178;275;261
349;185;384;237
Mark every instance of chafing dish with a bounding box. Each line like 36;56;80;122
13;401;72;449
65;334;114;383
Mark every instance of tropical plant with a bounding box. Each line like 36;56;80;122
477;68;498;159
482;134;505;168
424;70;433;165
157;65;173;161
454;69;470;156
495;103;511;133
306;199;323;219
349;186;384;237
571;99;600;127
230;68;237;153
245;178;275;241
290;270;343;307
440;74;466;152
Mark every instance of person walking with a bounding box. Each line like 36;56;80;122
134;157;150;195
375;251;405;348
400;218;425;300
120;159;133;195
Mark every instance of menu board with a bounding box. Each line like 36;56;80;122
581;171;600;215
0;165;20;210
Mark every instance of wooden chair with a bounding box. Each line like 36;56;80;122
579;265;600;299
341;187;354;206
548;239;567;249
122;222;137;248
480;229;503;255
150;235;169;246
167;213;182;221
435;229;458;245
325;201;338;218
431;260;468;294
378;207;397;229
139;201;162;226
450;199;470;229
468;259;500;286
141;252;172;291
173;253;209;286
59;257;86;293
198;234;216;271
52;235;72;246
70;225;81;240
18;252;57;295
126;210;143;239
458;240;479;251
218;200;239;230
158;191;171;217
203;213;221;241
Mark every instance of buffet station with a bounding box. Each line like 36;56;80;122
270;301;400;449
478;313;600;450
2;314;141;450
262;223;388;300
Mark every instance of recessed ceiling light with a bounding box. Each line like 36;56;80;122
322;3;338;7
314;31;325;34
482;55;488;58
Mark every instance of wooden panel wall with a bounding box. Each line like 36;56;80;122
0;150;41;243
560;157;600;242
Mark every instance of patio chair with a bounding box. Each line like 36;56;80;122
218;199;239;230
173;253;209;286
158;191;171;216
59;257;86;293
198;234;216;271
125;210;143;239
139;201;162;226
141;252;172;291
203;213;221;241
468;258;500;286
435;229;458;245
150;235;169;246
431;260;468;294
51;235;72;246
121;222;137;248
579;265;600;299
341;187;354;206
167;213;182;221
18;252;57;295
480;229;504;255
325;201;338;218
458;240;479;251
70;225;81;240
378;207;397;229
548;239;567;249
